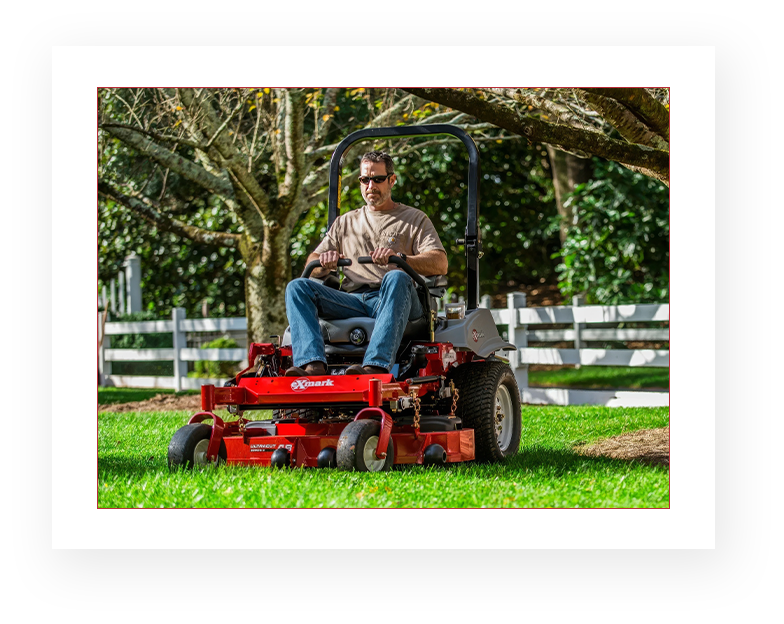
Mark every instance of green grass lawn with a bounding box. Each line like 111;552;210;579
98;387;199;405
98;405;669;508
528;366;669;389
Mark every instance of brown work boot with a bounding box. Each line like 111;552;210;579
284;361;328;377
345;364;387;375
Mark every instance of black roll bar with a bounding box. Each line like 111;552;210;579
327;124;482;310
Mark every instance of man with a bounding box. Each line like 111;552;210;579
284;151;448;376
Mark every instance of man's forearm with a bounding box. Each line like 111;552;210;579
405;250;448;276
306;252;331;278
304;249;447;279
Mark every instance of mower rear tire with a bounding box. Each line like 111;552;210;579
168;423;227;470
337;419;394;472
450;361;521;463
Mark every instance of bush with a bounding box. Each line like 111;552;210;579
550;159;669;304
193;336;240;378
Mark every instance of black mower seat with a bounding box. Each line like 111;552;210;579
319;274;446;348
320;314;429;344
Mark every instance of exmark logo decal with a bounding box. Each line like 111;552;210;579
291;378;335;392
472;329;485;342
251;443;293;453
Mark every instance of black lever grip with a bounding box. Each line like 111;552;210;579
301;258;352;278
357;255;429;292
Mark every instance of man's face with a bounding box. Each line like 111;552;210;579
360;160;396;207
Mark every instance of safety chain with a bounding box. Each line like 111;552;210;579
450;382;460;417
410;389;422;432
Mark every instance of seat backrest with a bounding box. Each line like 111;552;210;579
424;274;448;299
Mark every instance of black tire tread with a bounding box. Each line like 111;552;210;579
167;423;227;470
336;419;394;472
449;361;521;463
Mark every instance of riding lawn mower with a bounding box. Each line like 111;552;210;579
168;124;522;472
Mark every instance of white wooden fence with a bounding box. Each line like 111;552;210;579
99;253;143;315
478;293;668;407
98;298;669;406
99;308;247;391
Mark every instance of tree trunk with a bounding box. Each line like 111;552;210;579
546;146;593;244
241;218;294;344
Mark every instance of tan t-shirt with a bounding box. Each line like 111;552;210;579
314;203;445;292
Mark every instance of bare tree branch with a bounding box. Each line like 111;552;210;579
99;181;241;248
205;96;245;149
179;88;271;218
101;122;207;151
102;124;235;196
109;89;146;129
403;88;669;183
580;88;670;141
575;89;669;150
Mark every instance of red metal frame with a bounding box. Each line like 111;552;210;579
185;341;479;468
187;416;475;467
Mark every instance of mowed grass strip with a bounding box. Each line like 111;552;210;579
528;366;669;389
98;387;199;405
98;406;669;509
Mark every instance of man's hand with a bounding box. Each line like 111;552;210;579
319;250;345;271
370;247;397;265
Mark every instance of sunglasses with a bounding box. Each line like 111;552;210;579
358;174;392;185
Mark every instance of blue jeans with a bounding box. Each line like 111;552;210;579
285;270;425;371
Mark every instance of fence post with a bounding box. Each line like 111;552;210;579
125;253;142;313
572;294;586;369
110;279;117;315
172;307;187;392
507;292;527;400
98;311;111;386
118;271;126;316
479;294;491;309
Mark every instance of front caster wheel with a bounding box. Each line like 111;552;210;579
337;419;394;472
168;423;227;470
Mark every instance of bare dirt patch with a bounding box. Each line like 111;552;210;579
574;426;669;467
100;393;204;413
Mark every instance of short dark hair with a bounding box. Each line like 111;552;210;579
360;151;394;176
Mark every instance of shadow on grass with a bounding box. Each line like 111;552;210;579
99;445;668;481
507;446;668;472
396;445;668;475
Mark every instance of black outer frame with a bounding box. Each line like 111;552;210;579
327;124;482;310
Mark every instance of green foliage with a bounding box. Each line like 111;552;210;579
99;193;246;319
290;200;330;277
551;159;669;304
193;336;240;378
290;137;561;296
398;140;559;296
99;90;246;319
